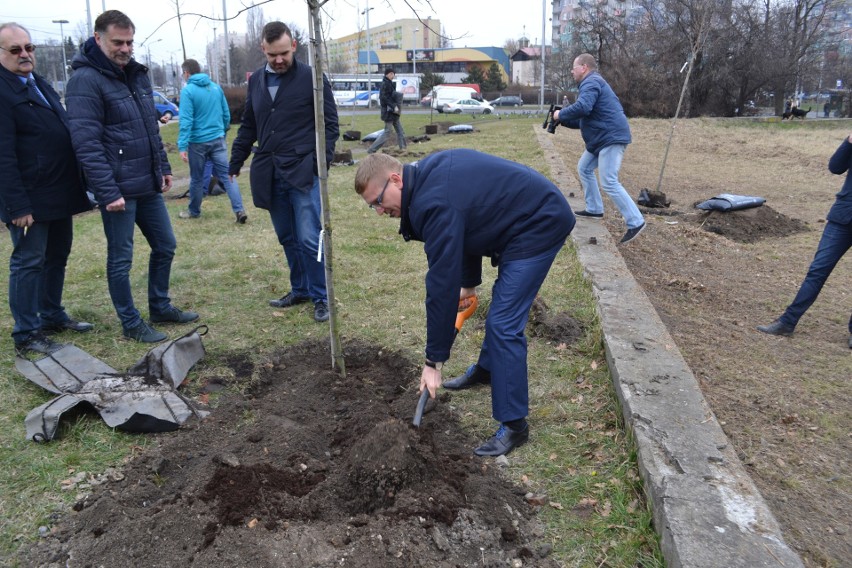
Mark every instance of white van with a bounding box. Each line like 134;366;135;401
431;86;480;113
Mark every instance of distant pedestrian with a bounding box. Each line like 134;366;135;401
176;58;247;224
824;102;830;118
368;68;407;153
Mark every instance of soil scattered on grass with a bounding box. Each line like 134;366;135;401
527;296;585;345
22;340;559;568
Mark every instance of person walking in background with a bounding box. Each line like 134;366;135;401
758;133;852;349
229;21;339;323
367;68;406;154
355;150;575;457
66;10;198;343
551;53;645;245
0;22;94;355
176;58;247;224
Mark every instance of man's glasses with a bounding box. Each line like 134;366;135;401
0;44;36;55
369;177;392;210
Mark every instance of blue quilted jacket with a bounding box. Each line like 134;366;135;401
66;37;171;207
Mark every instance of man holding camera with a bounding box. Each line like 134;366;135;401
551;53;645;244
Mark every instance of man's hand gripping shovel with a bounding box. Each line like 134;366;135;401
413;294;479;427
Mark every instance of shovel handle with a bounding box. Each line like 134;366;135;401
412;389;430;427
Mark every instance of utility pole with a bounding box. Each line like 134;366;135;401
412;27;419;75
52;19;69;96
222;0;232;86
362;0;373;108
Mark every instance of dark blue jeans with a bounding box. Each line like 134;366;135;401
100;193;176;331
268;173;327;302
187;138;245;217
780;220;852;333
7;217;74;343
476;241;564;423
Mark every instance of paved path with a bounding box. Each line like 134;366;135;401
536;129;803;568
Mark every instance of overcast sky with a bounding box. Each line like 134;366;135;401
3;0;551;66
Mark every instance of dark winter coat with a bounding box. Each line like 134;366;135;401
0;66;91;223
379;75;396;122
398;149;576;362
65;37;171;207
229;60;339;210
557;71;631;156
828;138;852;226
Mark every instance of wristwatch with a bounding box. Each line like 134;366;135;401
425;360;444;371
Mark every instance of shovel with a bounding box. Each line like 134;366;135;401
412;389;430;427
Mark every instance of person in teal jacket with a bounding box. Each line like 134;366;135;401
177;59;247;223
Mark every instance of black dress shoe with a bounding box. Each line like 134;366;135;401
443;364;491;390
848;334;851;349
15;332;64;356
42;319;94;334
269;292;310;308
576;210;603;219
757;319;795;337
474;424;529;457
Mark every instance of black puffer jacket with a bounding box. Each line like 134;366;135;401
66;37;171;207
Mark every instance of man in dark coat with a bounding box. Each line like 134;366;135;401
0;22;93;356
367;68;407;153
758;133;852;349
229;21;339;323
66;10;198;343
355;150;576;456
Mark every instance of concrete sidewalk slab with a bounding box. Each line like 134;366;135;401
536;129;803;568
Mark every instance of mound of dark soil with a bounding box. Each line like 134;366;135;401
642;204;809;243
22;340;558;568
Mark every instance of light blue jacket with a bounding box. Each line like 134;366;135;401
177;73;230;151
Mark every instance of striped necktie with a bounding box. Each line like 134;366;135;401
27;77;51;108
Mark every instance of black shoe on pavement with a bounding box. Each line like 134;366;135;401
123;321;168;343
757;319;795;337
269;292;311;308
576;210;604;219
42;319;94;334
235;211;248;224
620;222;646;244
314;301;330;322
443;364;491;390
149;306;200;324
15;332;64;356
848;334;852;349
473;423;529;457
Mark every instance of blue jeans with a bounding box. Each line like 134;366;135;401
477;241;564;423
269;173;327;302
577;145;644;229
780;220;852;333
368;118;407;153
100;193;176;330
7;218;74;343
187;138;245;217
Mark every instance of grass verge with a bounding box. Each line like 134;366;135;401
0;111;662;567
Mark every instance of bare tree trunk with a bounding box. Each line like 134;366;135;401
307;0;346;377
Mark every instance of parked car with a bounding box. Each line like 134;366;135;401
153;91;179;121
420;94;432;107
338;91;380;107
489;96;523;107
442;98;494;114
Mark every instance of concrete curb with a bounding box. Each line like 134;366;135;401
536;129;804;568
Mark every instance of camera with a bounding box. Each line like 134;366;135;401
542;104;562;134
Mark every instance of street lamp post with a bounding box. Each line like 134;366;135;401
412;27;419;75
362;1;373;108
52;19;69;95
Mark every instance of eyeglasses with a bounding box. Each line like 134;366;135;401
369;177;392;210
0;44;36;55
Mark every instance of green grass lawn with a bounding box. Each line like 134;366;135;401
0;112;662;567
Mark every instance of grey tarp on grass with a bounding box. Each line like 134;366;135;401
16;327;209;442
